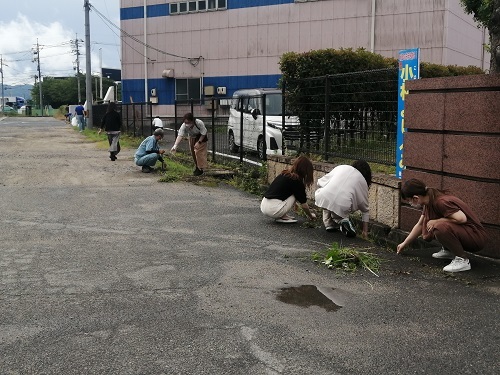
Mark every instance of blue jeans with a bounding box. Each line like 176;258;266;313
76;115;85;131
135;154;159;167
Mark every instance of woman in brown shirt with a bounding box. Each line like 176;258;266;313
396;179;488;272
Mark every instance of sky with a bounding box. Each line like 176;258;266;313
0;0;121;87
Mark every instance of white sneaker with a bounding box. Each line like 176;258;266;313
443;257;471;272
432;247;455;259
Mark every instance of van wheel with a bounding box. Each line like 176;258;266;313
228;131;239;153
257;136;266;160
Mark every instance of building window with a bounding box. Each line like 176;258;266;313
176;78;201;102
170;0;226;15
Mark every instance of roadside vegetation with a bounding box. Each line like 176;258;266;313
312;242;382;276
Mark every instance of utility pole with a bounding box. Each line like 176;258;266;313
84;0;93;128
32;39;43;115
1;55;4;113
99;48;103;99
72;34;84;103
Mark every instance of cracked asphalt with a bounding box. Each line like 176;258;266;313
1;116;499;375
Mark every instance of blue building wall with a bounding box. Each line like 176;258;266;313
122;75;282;104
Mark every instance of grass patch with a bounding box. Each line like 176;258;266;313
312;242;381;276
158;158;192;182
76;128;142;149
227;163;267;195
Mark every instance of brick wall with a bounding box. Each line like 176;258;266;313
404;74;500;258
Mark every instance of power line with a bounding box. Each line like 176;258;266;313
90;3;201;63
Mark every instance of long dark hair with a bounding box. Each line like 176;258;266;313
352;159;372;187
401;178;447;203
281;155;314;187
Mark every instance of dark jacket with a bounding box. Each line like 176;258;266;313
101;110;122;132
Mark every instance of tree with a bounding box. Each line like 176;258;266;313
460;0;500;73
30;75;118;108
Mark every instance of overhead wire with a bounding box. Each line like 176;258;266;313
90;3;201;63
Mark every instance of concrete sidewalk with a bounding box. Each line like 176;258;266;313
1;117;499;375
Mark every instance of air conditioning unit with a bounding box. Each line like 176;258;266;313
150;88;157;97
204;86;215;96
162;69;174;78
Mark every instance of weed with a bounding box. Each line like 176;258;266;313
312;242;381;276
227;163;268;196
158;158;192;182
76;128;142;149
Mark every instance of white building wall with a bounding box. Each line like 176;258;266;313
121;0;486;81
119;0;488;113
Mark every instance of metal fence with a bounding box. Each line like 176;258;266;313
284;68;399;165
94;68;398;168
173;100;262;168
93;102;153;138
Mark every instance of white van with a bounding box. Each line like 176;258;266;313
227;88;300;159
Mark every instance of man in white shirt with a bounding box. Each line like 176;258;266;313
315;160;372;238
152;116;164;130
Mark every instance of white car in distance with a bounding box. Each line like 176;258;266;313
227;88;300;160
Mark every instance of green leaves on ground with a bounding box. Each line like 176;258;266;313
158;158;192;182
312;242;381;276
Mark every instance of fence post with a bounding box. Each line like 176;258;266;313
281;84;285;155
211;97;216;163
262;93;267;162
132;103;136;137
324;75;331;161
149;102;153;135
174;101;178;138
239;98;244;164
140;104;145;137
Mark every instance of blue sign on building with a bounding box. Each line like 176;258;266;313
396;48;420;179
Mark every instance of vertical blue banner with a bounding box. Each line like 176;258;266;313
396;48;420;179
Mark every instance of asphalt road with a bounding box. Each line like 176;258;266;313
1;117;499;375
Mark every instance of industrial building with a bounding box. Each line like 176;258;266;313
119;0;489;116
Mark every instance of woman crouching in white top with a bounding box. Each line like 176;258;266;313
315;160;372;238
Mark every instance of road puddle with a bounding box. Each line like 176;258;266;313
276;285;344;312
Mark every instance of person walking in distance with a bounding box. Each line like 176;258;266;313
170;113;208;176
152;115;164;131
98;102;122;161
397;178;488;273
74;102;85;132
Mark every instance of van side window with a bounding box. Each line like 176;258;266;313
241;97;251;113
230;97;239;110
248;97;259;113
